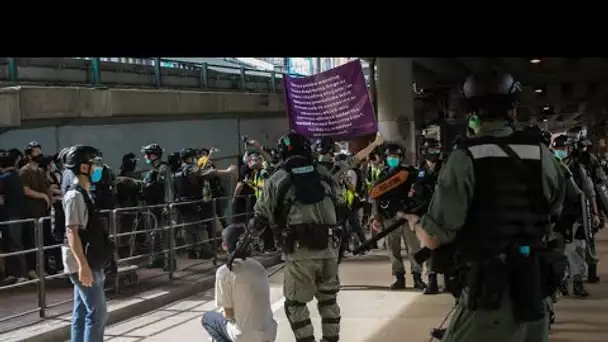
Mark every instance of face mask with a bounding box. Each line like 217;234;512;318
553;150;568;160
145;158;152;165
90;166;103;183
386;157;400;168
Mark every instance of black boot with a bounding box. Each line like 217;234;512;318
587;264;600;283
573;280;589;298
431;328;446;340
390;274;406;290
559;282;569;296
187;250;198;259
424;273;439;295
413;272;427;290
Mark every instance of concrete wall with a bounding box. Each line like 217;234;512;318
0;86;285;127
0;117;289;171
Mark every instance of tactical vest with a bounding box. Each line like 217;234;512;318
174;164;202;201
142;162;168;204
458;132;549;259
69;185;115;270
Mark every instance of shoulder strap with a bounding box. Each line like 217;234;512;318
71;185;97;211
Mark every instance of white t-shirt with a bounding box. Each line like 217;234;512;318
215;258;277;342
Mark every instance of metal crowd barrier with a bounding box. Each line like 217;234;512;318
0;195;260;323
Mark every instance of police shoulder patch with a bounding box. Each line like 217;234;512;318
418;170;425;178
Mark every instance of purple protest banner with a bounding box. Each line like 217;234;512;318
283;59;377;140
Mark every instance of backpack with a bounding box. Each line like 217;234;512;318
51;199;66;242
274;157;335;227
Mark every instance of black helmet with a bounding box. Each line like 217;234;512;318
277;132;311;160
167;152;181;172
0;149;13;168
314;136;335;154
64;145;102;174
384;143;404;157
269;148;280;163
180;148;196;160
540;131;552;147
141;143;163;159
462;69;521;116
552;135;570;148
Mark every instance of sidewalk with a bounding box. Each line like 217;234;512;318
0;252;282;342
99;230;608;342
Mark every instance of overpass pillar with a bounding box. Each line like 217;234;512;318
376;57;417;163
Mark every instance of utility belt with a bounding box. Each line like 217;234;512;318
282;224;336;254
462;244;567;323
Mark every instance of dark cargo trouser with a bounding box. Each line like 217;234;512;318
284;258;341;342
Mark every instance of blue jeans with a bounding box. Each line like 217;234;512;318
202;311;232;342
69;270;108;342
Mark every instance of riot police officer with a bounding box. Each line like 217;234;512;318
227;132;342;342
174;148;213;259
371;143;426;290
226;132;384;342
552;135;596;298
315;136;337;172
575;137;606;283
416;138;444;294
406;70;566;342
141;143;175;270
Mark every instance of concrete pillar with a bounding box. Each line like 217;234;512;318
376;57;417;162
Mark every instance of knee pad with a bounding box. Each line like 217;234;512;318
284;299;307;309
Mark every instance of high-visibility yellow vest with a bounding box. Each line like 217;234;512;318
254;171;264;199
366;165;382;189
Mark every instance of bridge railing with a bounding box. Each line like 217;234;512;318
0;57;289;93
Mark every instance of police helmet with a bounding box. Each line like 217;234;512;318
64;145;102;174
384;143;404;157
0;149;13;168
552;135;570;149
314;136;335;154
540;131;552;147
462;69;521;117
180;148;196;160
277;132;312;160
141;144;163;159
167;152;181;172
58;147;70;164
268;147;280;163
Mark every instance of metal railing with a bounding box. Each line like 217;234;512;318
0;194;264;324
0;57;292;92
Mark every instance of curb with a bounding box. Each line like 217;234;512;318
21;254;282;342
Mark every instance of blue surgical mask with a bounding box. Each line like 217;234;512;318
386;157;400;168
90;167;103;183
145;158;152;165
553;150;568;160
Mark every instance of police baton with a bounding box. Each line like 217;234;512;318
352;218;406;255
